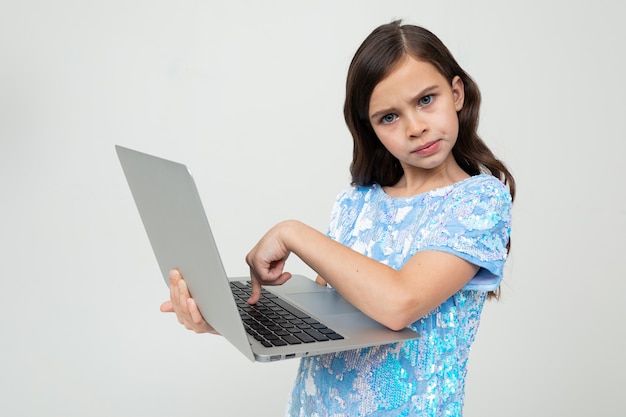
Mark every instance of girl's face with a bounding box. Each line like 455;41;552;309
368;56;465;177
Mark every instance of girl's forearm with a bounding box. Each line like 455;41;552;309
275;220;478;329
277;220;414;329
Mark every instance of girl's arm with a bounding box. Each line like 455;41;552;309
246;220;479;331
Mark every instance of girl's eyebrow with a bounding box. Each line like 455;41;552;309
369;85;440;120
369;107;396;122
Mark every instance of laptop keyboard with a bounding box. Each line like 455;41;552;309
230;281;345;348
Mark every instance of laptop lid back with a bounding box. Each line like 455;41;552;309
116;145;255;361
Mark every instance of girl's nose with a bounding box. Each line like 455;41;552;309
405;114;427;138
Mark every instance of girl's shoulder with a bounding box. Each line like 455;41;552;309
439;175;512;220
334;183;380;202
450;174;511;199
332;184;398;214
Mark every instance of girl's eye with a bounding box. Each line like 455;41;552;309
418;94;434;107
381;114;398;124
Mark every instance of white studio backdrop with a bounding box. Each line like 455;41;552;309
1;1;624;416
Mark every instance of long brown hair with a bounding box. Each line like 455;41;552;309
344;21;516;201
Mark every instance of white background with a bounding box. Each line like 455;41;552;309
1;1;624;416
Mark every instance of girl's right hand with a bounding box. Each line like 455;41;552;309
160;269;220;335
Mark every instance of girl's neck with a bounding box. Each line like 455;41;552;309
383;157;470;198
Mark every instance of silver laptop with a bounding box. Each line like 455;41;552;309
116;145;418;362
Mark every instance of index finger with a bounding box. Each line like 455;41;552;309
248;271;262;305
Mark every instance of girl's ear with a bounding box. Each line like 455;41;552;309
451;76;465;111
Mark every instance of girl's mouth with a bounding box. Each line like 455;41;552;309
413;140;440;155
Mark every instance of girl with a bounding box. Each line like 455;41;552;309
163;20;515;416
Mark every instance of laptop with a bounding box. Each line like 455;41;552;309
116;145;418;362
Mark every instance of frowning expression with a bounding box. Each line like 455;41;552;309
368;56;465;174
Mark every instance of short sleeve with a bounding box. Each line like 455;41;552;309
326;187;365;242
419;176;512;291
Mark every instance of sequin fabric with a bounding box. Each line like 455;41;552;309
286;174;512;417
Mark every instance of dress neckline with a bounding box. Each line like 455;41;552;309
374;174;488;202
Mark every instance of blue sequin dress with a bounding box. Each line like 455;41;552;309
286;174;512;417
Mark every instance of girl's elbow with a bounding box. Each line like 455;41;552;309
384;320;411;332
383;313;419;331
380;299;424;331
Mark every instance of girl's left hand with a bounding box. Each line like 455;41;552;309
245;222;294;304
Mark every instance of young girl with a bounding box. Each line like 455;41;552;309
163;20;515;416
